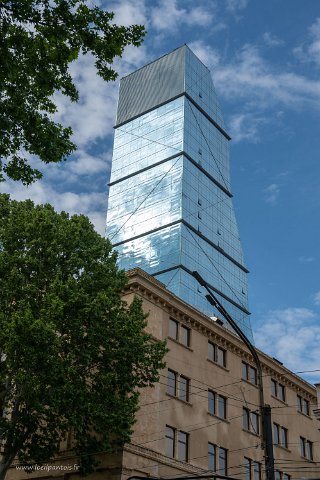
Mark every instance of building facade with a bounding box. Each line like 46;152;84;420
8;270;320;480
119;270;320;480
106;46;253;342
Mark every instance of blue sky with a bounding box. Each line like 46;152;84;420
2;0;320;383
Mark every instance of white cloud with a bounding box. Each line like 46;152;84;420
255;307;320;381
264;183;280;205
294;17;320;67
214;44;320;110
188;41;220;70
106;0;147;26
262;32;284;47
225;0;248;13
228;113;267;143
313;291;320;306
150;0;213;32
0;179;107;235
298;256;315;264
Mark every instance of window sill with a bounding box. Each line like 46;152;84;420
297;410;311;420
242;378;258;389
207;358;229;372
166;392;192;406
274;444;291;452
271;394;287;405
168;336;193;351
300;456;314;462
208;412;229;424
242;428;260;438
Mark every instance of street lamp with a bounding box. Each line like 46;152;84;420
192;271;275;480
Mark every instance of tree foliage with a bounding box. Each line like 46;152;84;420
0;0;145;184
0;194;166;480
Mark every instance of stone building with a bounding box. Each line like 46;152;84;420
8;269;320;480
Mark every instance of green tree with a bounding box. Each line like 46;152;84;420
0;194;166;480
0;0;145;184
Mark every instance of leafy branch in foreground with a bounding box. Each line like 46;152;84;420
0;0;145;183
0;194;166;480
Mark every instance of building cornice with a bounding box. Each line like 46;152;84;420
124;268;317;400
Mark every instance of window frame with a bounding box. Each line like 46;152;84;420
242;361;258;385
208;442;216;471
297;395;310;416
165;425;175;458
167;369;177;396
271;379;286;402
273;423;288;448
168;318;191;347
165;426;189;462
300;436;313;460
243;407;259;435
179;375;190;402
208;341;226;367
178;430;188;462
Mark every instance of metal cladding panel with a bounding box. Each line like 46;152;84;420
116;46;186;125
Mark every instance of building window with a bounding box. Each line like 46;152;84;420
253;461;261;480
166;426;189;462
198;147;202;155
167;370;177;396
300;437;313;460
243;408;259;434
168;318;190;347
169;318;178;340
208;442;216;471
178;431;188;461
243;408;250;431
275;471;290;480
165;426;175;457
271;379;286;401
273;423;288;448
179;376;190;402
167;370;190;402
208;390;227;419
218;447;228;475
198;211;202;219
208;341;226;367
244;458;261;480
218;395;227;419
208;443;227;474
198;198;202;206
180;325;190;347
242;362;257;385
208;390;215;415
244;457;251;480
297;395;310;416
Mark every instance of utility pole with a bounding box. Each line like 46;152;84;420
192;271;275;480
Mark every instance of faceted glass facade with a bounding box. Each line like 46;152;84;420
106;46;253;341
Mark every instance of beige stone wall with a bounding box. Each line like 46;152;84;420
122;269;320;480
7;268;320;480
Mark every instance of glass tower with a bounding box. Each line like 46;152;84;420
106;45;253;341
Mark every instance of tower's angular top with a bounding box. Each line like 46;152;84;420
116;45;228;137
